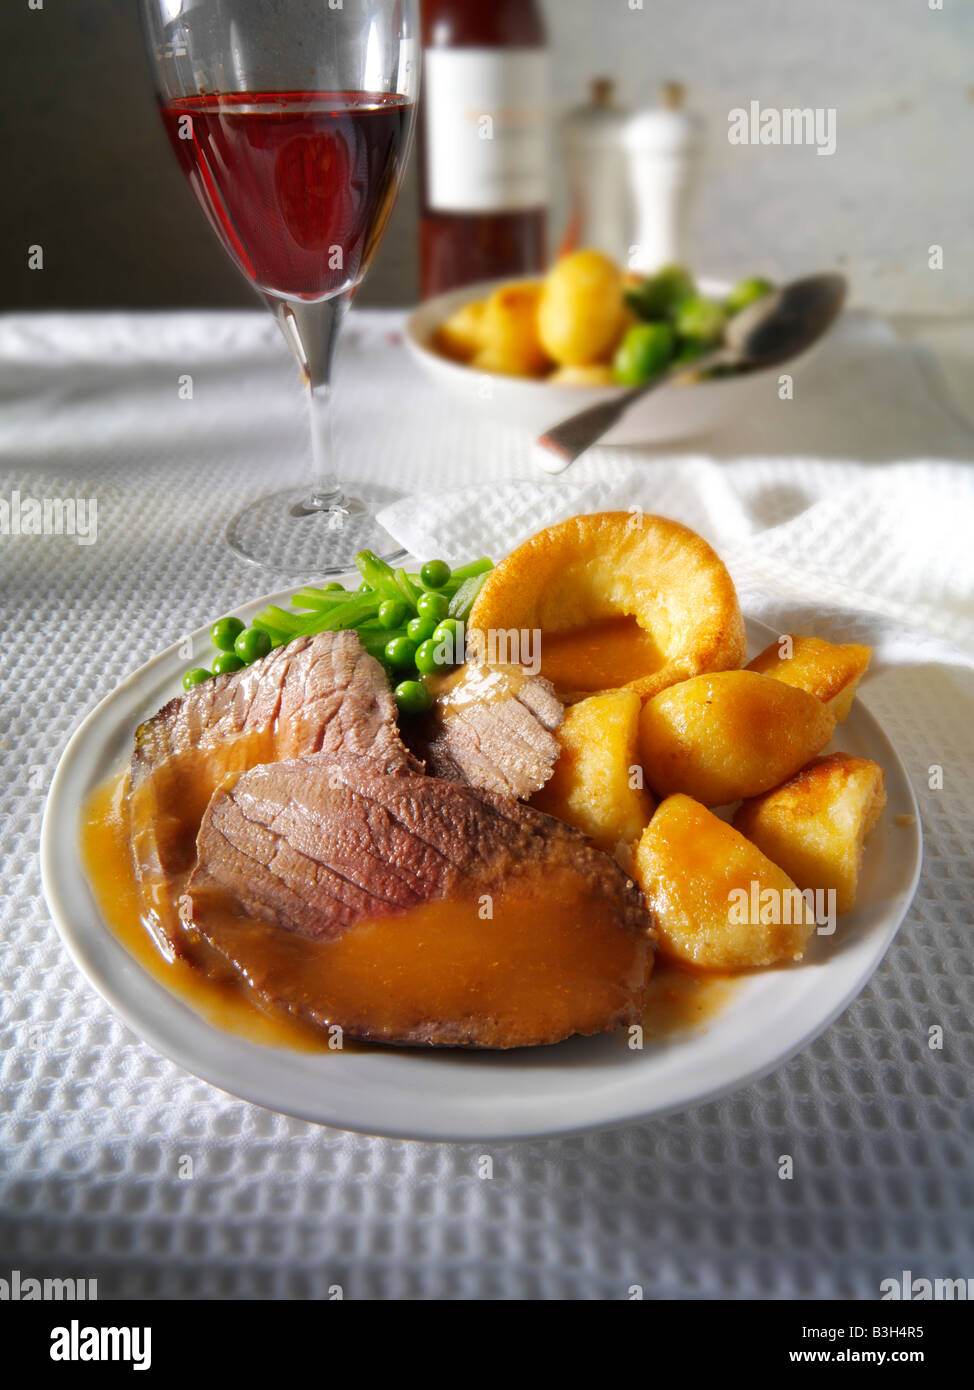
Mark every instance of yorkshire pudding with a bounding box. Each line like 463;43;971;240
468;512;746;702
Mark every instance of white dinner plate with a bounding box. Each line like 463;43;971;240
40;592;922;1142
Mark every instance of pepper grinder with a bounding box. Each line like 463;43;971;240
625;81;703;273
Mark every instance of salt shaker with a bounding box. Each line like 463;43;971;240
560;77;632;263
625;81;703;273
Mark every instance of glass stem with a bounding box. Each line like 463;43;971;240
267;293;351;513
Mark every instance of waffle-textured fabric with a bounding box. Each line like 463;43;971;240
0;308;972;1300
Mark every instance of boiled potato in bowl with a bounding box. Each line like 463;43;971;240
426;252;776;388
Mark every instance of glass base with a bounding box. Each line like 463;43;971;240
226;484;407;577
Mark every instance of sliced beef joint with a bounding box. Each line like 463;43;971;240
129;631;413;950
407;663;564;800
181;753;654;1048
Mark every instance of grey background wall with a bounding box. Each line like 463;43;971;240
3;0;971;314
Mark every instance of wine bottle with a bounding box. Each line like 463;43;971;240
419;0;550;298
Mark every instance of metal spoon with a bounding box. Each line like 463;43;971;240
534;272;848;473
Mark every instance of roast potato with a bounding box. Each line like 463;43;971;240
548;363;617;387
638;670;836;806
531;689;655;855
633;794;817;970
537;249;628;366
733;752;887;914
471;280;550;378
434;298;487;364
469;511;746;703
747;634;872;722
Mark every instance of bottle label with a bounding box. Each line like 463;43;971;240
424;48;549;213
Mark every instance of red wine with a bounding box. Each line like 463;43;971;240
162;91;413;300
419;0;549;298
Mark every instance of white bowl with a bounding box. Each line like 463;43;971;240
404;276;787;448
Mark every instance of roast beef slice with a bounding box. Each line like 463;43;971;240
409;666;563;800
128;630;412;945
180;753;654;1047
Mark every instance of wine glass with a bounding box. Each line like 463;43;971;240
140;0;420;574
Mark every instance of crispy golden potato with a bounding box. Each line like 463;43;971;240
471;281;550;377
531;690;655;854
733;752;886;915
537;250;627;366
634;794;817;970
548;363;617;387
638;670;836;806
469;511;746;703
747;634;872;722
434;298;487;364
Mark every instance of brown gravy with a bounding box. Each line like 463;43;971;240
129;725;292;947
539;615;663;694
81;773;330;1051
188;866;647;1048
641;963;739;1039
81;771;737;1051
428;661;531;717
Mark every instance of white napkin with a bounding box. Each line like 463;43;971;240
378;458;974;662
5;306;974;1300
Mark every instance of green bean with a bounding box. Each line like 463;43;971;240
290;587;357;610
406;572;462;598
357;627;406;658
293;592;381;635
253;605;306;636
393;567;421;609
448;557;493;582
448;573;487;621
355;551;405;604
251;617;291;647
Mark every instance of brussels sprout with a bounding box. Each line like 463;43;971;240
673;296;727;345
725;276;775;315
624;264;696;321
613;322;676;386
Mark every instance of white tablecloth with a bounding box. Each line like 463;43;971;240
1;307;973;1300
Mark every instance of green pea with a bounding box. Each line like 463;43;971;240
212;652;245;676
431;620;464;665
416;591;449;624
234;628;272;664
613;322;675;386
358;581;373;594
394;680;433;716
378;599;409;630
406;614;438;643
414;638;452;675
673;296;727;345
420;559;451;590
385;635;418;670
725;276;774;315
211;616;244;652
182;667;212;690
